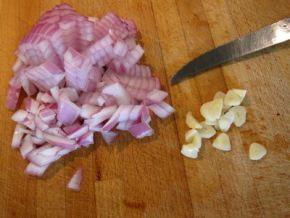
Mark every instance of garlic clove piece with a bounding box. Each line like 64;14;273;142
214;91;226;100
214;91;231;111
191;132;202;149
224;89;247;107
212;133;231;151
185;129;198;143
186;111;202;129
200;98;223;122
229;106;247;127
249;143;267;160
214;122;220;131
232;89;247;100
218;110;235;132
205;119;217;126
198;122;216;139
181;144;199;159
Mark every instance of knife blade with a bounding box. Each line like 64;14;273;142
171;18;290;85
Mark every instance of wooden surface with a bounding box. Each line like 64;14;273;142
0;0;289;217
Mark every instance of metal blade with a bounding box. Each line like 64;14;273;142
171;18;290;85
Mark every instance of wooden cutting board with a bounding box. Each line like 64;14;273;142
0;0;289;217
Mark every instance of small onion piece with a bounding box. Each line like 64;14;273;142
78;131;94;147
101;131;118;144
148;101;175;119
20;134;35;158
68;125;89;139
129;122;154;139
11;124;27;148
67;168;83;191
144;89;168;105
25;162;50;177
43;132;76;149
11;109;28;122
102;83;132;105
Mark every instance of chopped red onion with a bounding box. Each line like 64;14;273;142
25;162;50;177
11;124;27;148
11;109;29;123
101;131;118;144
67;168;83;191
6;3;174;185
129;122;154;139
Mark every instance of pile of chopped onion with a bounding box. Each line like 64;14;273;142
7;3;174;179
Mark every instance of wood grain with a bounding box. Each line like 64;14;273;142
0;0;289;217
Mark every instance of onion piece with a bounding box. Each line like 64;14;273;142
6;85;21;110
20;134;34;158
113;40;128;57
101;131;118;144
141;106;151;123
36;92;55;103
50;87;60;101
11;109;28;122
61;88;79;102
102;82;132;105
63;122;82;135
80;104;100;119
144;89;168;105
11;124;27;148
78;131;94;147
67;168;83;191
25;162;50;177
116;121;134;130
57;94;80;125
35;116;50;131
86;106;117;129
68;125;89;139
43;132;76;149
129;122;153;139
26;61;65;91
32;136;45;145
39;108;56;124
27;145;60;166
148;101;175;119
24;97;40;114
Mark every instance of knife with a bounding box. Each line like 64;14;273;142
171;18;290;85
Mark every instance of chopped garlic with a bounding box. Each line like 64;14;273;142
212;133;231;151
185;129;198;143
232;89;247;99
214;91;226;100
186;111;202;129
204;119;219;130
229;106;247;127
181;144;199;159
185;129;202;147
191;132;202;149
218;110;235;132
224;89;247;107
198;122;216;139
214;91;231;111
249;143;267;160
214;122;220;131
205;119;217;126
181;134;202;159
200;98;223;122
